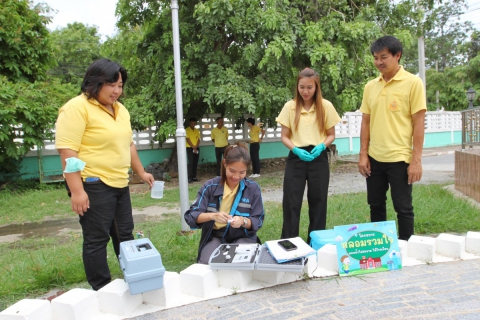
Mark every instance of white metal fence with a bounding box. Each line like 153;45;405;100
27;111;462;156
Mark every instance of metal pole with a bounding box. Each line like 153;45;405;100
418;36;426;94
171;0;190;231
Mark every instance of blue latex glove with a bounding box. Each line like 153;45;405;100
310;143;326;158
292;147;314;162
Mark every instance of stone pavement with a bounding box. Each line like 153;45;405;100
127;259;480;320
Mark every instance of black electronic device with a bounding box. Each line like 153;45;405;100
278;239;298;251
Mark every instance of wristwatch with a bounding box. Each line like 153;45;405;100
242;217;248;227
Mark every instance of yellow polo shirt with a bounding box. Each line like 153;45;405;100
276;99;341;147
249;125;262;143
55;94;133;188
211;126;229;148
214;183;239;229
186;126;200;148
359;66;426;163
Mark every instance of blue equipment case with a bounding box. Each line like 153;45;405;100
309;229;336;251
118;238;165;295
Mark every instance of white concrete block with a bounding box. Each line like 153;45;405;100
278;272;302;284
303;254;317;277
316;244;338;272
216;270;253;291
97;279;143;316
0;299;51;320
398;239;408;262
180;264;218;298
51;288;98;320
407;235;436;262
436;233;466;259
142;271;181;307
466;231;480;255
252;270;285;285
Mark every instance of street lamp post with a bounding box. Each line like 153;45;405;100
466;88;476;109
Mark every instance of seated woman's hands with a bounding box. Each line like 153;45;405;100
229;216;245;229
211;212;231;224
211;213;244;228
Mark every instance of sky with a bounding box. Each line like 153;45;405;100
32;0;119;40
33;0;478;39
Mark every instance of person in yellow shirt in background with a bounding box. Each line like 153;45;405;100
276;67;341;244
211;117;229;176
358;36;426;241
186;117;201;183
246;117;265;178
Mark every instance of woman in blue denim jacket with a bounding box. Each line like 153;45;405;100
184;143;265;264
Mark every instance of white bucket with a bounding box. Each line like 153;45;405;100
151;181;165;199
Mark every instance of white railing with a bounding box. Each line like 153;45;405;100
26;111;462;156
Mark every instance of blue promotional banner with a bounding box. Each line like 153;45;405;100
334;221;402;276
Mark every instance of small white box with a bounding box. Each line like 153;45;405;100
316;244;338;272
407;235;436;262
51;288;98;320
142;271;181;307
0;299;51;320
97;279;143;316
466;231;480;255
180;264;218;298
436;233;466;259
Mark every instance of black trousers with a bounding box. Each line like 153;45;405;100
186;147;200;179
281;146;329;244
366;156;414;241
215;146;227;176
79;181;134;290
250;142;261;174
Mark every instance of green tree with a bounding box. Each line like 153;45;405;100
0;0;55;82
424;0;473;71
0;77;77;174
49;22;102;86
112;0;398;142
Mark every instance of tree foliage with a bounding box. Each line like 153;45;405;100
0;77;77;173
0;0;55;82
113;0;416;140
48;22;102;86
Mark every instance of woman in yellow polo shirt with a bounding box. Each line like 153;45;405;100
55;59;154;290
276;68;341;244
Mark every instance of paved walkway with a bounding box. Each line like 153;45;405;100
128;145;480;320
128;259;480;320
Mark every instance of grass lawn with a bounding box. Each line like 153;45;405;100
0;178;479;310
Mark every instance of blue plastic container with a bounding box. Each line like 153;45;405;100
309;229;336;250
119;238;165;295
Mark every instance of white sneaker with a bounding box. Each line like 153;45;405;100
249;174;257;178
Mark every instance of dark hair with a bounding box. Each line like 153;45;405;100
294;68;325;134
370;36;403;62
189;117;197;122
81;58;128;100
216;117;223;122
246;117;255;125
220;143;250;185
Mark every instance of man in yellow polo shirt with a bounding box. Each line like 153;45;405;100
358;36;426;241
186;117;201;183
211;117;229;176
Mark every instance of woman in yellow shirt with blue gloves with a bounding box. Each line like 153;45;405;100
276;68;340;244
